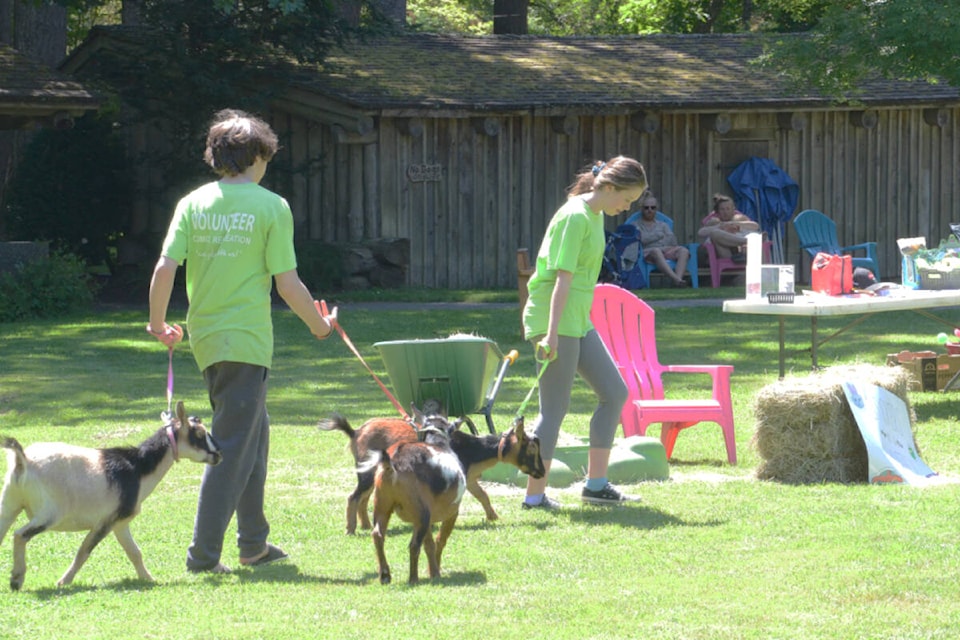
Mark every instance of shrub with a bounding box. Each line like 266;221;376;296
0;252;97;322
3;112;133;270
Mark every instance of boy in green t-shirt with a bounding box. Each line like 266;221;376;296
147;109;337;573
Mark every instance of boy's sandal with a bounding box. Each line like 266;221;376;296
240;543;289;567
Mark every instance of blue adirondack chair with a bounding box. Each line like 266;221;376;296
793;209;879;277
622;210;699;288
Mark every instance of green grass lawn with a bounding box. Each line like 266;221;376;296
1;289;959;639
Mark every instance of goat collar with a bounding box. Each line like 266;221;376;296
497;432;509;462
166;425;180;462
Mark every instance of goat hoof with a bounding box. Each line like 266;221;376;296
10;575;23;591
379;573;391;585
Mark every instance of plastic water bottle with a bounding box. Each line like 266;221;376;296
745;232;762;300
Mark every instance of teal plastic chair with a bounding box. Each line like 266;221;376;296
793;209;879;277
623;210;699;288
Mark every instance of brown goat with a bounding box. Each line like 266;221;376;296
318;413;544;534
358;423;465;584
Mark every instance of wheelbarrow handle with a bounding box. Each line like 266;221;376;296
479;349;520;433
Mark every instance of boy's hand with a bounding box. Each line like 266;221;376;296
146;323;184;348
313;300;338;339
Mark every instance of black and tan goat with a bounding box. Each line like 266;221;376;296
318;412;544;534
0;401;221;590
356;421;466;584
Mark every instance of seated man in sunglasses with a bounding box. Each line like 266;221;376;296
631;194;690;287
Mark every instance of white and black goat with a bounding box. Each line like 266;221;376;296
0;401;221;590
354;418;465;585
319;410;544;535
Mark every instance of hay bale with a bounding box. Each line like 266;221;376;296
752;364;915;484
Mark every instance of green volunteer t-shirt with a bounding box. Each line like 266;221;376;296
522;196;605;339
161;181;298;371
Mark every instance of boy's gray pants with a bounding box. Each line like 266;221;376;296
187;361;271;570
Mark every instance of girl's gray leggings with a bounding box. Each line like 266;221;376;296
530;329;628;460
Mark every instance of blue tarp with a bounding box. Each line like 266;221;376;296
727;157;799;263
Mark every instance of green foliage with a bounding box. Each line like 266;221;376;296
65;0;121;50
501;0;830;36
407;0;492;34
0;251;96;322
69;1;391;220
760;2;960;96
3;112;133;268
528;0;632;35
406;0;833;37
137;0;354;66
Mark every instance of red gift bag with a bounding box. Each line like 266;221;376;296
811;252;853;295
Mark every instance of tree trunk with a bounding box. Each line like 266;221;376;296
122;0;142;25
337;0;361;27
372;0;405;25
12;0;66;64
493;0;528;35
0;0;12;45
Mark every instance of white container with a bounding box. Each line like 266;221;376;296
745;232;762;300
761;265;795;297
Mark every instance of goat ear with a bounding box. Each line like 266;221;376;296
512;416;526;439
176;401;187;427
411;404;425;426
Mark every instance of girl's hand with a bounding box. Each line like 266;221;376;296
536;337;558;362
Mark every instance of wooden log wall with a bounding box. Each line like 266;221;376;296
127;105;960;288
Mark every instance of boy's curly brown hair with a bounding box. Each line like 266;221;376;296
203;109;279;177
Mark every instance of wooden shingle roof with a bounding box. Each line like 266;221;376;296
295;32;960;113
0;44;101;129
63;27;960;120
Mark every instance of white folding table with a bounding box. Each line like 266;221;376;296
722;290;960;378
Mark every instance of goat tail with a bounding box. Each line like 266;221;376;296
317;413;356;440
1;437;26;476
356;449;389;476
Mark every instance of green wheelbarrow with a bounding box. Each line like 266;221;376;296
373;337;519;434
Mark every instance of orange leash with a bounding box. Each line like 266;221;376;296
317;301;409;420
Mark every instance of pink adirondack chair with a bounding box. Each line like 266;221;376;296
589;283;737;464
703;238;773;288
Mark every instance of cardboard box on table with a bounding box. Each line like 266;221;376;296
886;351;960;391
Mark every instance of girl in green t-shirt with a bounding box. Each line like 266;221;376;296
521;156;647;509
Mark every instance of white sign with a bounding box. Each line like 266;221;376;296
842;382;939;485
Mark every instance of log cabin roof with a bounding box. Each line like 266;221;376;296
63;27;960;118
0;44;102;129
293;32;960;113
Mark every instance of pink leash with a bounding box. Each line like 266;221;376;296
318;301;408;420
163;346;179;461
166;346;174;414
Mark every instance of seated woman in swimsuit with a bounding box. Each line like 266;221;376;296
697;193;759;263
